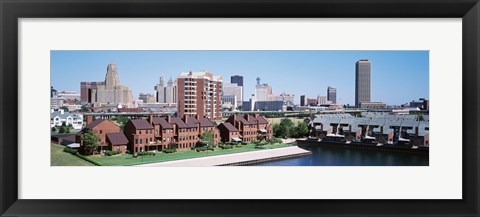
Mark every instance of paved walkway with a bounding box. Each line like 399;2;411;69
136;146;311;167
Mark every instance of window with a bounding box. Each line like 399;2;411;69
140;139;143;144
135;139;138;144
99;130;103;134
150;138;152;142
156;130;158;134
139;130;142;135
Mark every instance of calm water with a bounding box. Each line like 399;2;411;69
254;145;429;166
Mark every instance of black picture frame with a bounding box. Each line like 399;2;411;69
1;0;479;216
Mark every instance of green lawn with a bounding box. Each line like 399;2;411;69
88;143;291;166
51;143;95;166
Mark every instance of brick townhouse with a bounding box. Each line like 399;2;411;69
124;119;155;154
149;115;175;150
170;117;198;150
217;122;241;143
75;116;129;154
149;115;221;150
184;115;221;145
222;114;273;143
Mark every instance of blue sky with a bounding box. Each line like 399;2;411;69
51;50;429;105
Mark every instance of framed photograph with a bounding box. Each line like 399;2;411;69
1;0;479;216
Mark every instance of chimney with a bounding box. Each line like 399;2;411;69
167;115;171;123
254;114;260;119
184;115;189;124
149;114;153;125
60;109;64;115
86;115;93;125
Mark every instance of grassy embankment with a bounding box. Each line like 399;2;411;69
88;143;291;166
51;143;95;166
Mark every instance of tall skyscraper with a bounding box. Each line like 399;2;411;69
231;75;244;102
300;95;306;106
154;76;166;103
355;60;371;108
223;83;243;109
177;71;223;120
327;86;337;104
255;77;272;101
165;78;177;104
155;76;177;104
81;64;132;108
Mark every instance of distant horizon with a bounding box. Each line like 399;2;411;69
51;50;429;105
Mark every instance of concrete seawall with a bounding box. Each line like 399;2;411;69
136;146;311;167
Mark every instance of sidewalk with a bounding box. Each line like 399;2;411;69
136;146;310;167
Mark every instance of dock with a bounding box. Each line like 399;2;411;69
296;139;429;154
136;146;311;167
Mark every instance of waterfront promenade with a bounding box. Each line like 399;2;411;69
136;146;311;166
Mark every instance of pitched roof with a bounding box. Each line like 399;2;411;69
129;119;154;130
170;117;189;128
219;122;239;132
199;117;214;127
244;115;258;124
152;117;173;129
256;115;269;124
106;132;129;145
236;115;255;125
185;117;199;128
50;111;82;119
85;119;107;129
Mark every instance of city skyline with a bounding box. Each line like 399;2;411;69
51;50;429;105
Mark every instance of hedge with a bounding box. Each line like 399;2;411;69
138;151;156;156
219;144;233;149
63;147;78;155
76;154;103;166
163;149;177;154
105;150;122;156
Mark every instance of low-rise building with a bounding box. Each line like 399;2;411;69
222;114;273;143
106;132;129;154
124;119;155;154
217;122;241;143
50;109;83;130
75;117;125;154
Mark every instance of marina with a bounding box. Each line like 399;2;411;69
296;138;429;154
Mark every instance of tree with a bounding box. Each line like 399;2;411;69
59;126;66;134
116;116;129;131
294;122;309;138
60;106;69;112
80;106;89;112
200;131;214;147
80;130;100;155
51;127;57;133
65;127;70;134
61;122;67;127
273;118;295;139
